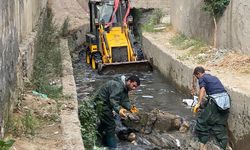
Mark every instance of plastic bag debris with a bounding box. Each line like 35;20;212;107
182;99;194;106
183;96;198;107
142;95;154;99
32;91;48;99
176;139;180;148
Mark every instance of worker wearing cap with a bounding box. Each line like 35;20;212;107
192;66;231;150
93;75;140;148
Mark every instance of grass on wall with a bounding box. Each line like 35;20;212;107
170;33;208;63
170;33;207;55
142;9;164;32
32;7;62;99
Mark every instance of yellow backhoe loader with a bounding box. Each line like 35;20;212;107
84;0;152;74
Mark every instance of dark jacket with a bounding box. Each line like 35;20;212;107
94;76;132;114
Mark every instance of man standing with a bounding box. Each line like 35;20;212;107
192;66;230;150
93;75;140;148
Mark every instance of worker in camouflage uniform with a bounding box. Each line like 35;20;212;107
93;75;140;148
192;66;231;150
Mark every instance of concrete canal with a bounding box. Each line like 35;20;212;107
73;49;192;118
71;46;196;149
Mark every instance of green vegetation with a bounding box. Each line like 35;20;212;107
0;139;15;150
8;7;63;137
202;0;230;47
202;0;230;18
130;9;143;42
142;9;164;32
67;36;77;51
22;111;39;136
78;98;99;149
6;110;39;137
32;7;62;99
61;17;70;37
170;33;207;63
170;34;206;52
170;34;188;48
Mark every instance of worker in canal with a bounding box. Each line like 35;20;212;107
192;66;231;150
92;75;140;148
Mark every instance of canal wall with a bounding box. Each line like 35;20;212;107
142;33;250;149
170;0;250;55
60;38;85;150
48;0;90;148
0;0;47;138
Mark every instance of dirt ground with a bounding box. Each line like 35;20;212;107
48;0;89;32
9;92;64;150
144;28;250;95
151;27;250;74
6;1;88;149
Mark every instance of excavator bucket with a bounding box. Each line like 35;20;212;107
97;60;153;75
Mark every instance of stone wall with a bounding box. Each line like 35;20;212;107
0;0;47;137
170;0;250;55
48;0;89;47
76;0;89;13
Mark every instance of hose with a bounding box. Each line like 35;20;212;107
123;0;131;26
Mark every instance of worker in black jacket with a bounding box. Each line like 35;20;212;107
93;75;140;148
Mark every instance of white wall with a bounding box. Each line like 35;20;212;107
170;0;250;54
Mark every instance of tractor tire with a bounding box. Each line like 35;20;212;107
91;56;97;69
134;43;144;60
97;63;103;74
86;51;91;64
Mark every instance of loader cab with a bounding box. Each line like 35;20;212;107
88;0;128;34
97;3;117;24
86;0;131;65
87;1;115;47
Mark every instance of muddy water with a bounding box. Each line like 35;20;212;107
72;50;194;148
73;51;193;118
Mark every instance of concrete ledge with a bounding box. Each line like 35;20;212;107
60;38;85;150
142;33;250;148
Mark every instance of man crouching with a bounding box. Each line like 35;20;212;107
93;75;140;148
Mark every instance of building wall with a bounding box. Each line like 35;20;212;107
170;0;250;54
0;0;47;137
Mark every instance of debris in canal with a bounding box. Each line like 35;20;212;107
182;99;195;107
142;95;154;99
146;88;155;91
176;139;181;148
